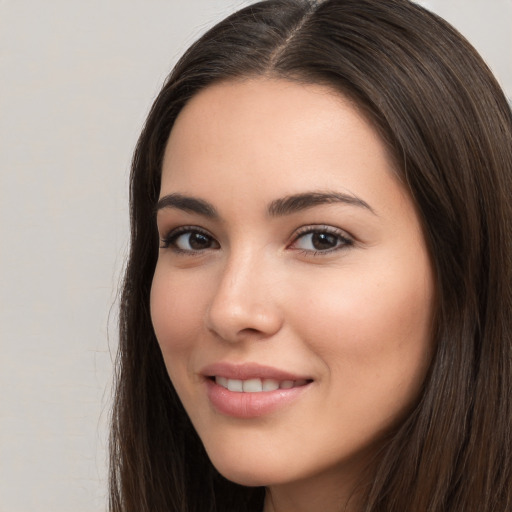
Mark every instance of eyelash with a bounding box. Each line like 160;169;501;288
159;225;354;256
160;226;217;253
289;225;354;256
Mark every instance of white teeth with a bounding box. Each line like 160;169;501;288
216;376;229;388
243;378;263;392
262;378;280;391
214;376;307;393
227;379;243;392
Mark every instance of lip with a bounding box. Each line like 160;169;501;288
201;362;313;419
200;362;310;381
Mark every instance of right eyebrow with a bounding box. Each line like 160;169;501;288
155;193;218;218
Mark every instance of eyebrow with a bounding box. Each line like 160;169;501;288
155;190;375;218
268;191;375;217
155;193;218;218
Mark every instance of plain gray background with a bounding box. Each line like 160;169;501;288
1;1;510;510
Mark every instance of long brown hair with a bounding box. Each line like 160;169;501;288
109;1;512;510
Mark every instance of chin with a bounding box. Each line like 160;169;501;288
208;456;273;487
216;467;270;487
205;448;287;487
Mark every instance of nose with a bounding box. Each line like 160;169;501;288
205;251;283;343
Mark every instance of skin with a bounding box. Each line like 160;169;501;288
150;78;435;512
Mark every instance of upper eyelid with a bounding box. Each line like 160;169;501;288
160;223;351;237
160;224;213;239
291;224;354;241
159;225;219;250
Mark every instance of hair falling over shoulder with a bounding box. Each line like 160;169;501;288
109;1;512;510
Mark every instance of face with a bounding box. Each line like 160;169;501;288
151;78;434;502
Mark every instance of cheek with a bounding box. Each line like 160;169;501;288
295;263;433;347
150;264;207;367
150;264;215;415
289;257;434;415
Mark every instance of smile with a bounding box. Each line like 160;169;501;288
201;364;313;418
214;376;310;393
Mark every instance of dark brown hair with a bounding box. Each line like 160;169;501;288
110;1;512;510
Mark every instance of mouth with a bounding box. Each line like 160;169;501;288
209;376;311;393
201;362;313;418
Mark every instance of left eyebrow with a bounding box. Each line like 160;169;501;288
268;191;376;217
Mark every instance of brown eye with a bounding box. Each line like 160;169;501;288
178;232;213;250
161;229;220;252
291;227;353;254
310;232;338;250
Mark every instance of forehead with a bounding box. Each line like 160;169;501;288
161;78;399;200
165;78;373;151
159;78;413;225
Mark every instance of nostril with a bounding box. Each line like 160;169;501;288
239;327;263;336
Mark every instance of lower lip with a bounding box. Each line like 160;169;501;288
205;379;311;419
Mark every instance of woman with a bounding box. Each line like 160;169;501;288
110;1;512;511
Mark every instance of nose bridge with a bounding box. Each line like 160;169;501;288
206;245;282;342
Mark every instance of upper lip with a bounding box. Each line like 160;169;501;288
200;362;311;381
